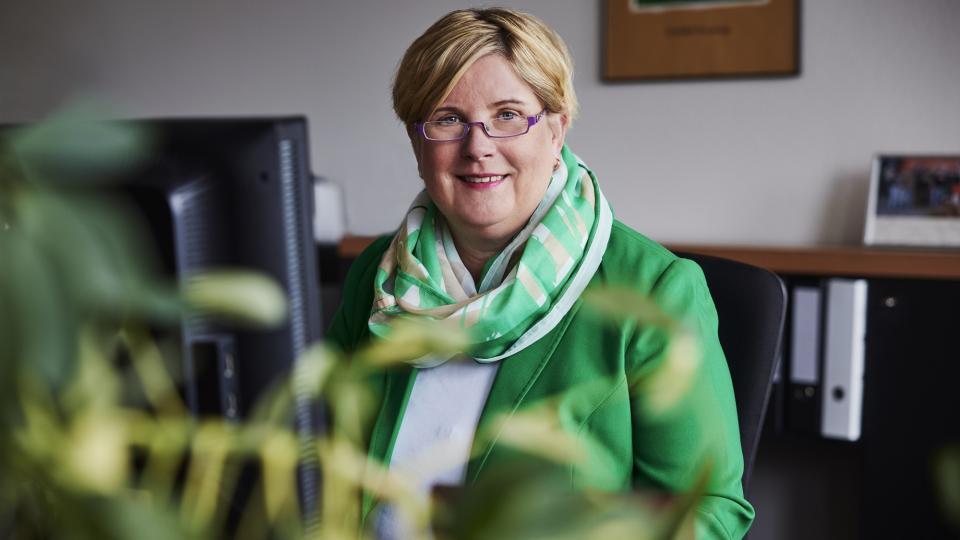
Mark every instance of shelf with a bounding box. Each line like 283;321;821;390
667;244;960;280
338;236;960;280
338;235;382;260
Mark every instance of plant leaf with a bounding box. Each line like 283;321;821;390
182;269;287;328
8;102;149;186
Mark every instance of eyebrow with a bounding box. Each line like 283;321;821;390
433;98;532;114
492;99;528;107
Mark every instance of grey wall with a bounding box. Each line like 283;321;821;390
2;0;959;245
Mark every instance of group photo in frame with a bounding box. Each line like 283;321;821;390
864;155;960;248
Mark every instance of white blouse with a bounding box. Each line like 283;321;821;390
375;260;499;539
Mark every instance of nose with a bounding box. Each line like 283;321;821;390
460;121;496;161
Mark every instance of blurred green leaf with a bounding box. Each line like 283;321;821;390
0;105;713;540
290;344;339;401
64;411;129;495
62;326;122;413
260;430;300;524
658;458;711;540
93;494;197;540
433;452;709;540
358;317;469;367
490;403;586;467
935;444;960;532
120;323;188;416
21;189;180;319
180;421;231;534
432;458;611;540
582;286;681;333
7;102;149;186
182;270;287;328
632;331;701;417
583;286;701;416
1;226;76;388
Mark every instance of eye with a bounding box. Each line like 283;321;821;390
496;111;520;121
433;114;462;125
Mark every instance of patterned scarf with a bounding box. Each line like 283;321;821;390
369;145;613;366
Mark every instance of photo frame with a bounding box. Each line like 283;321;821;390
864;155;960;248
603;0;800;80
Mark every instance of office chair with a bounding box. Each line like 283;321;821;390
674;251;787;490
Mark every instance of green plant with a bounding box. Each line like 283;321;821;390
934;444;960;533
0;107;708;540
0;108;296;539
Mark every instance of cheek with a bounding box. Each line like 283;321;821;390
514;141;555;179
419;145;456;177
511;158;552;207
519;141;560;202
419;150;460;202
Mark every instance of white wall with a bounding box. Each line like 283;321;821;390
2;0;958;245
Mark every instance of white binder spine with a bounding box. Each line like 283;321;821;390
820;279;868;441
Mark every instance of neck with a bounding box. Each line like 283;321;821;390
450;229;512;284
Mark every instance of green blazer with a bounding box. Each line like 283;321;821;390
326;220;755;539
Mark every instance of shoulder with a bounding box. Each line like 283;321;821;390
598;220;704;288
342;233;394;308
325;233;394;350
602;220;676;272
596;220;713;323
348;233;394;282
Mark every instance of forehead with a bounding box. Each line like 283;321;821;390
439;54;539;110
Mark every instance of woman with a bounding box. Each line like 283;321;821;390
327;7;754;539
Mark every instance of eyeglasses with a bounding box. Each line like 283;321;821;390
415;110;547;141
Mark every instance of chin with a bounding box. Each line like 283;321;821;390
450;212;514;237
458;214;508;232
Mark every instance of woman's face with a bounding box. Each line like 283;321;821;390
413;54;568;247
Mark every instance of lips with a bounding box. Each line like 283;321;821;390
458;174;506;184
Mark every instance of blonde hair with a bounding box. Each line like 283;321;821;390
392;7;578;127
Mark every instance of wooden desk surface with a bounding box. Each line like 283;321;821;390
338;236;960;280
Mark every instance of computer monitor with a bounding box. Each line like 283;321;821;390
119;116;324;516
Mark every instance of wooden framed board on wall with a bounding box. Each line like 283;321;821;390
603;0;800;80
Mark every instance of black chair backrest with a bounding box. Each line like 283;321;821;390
674;252;787;489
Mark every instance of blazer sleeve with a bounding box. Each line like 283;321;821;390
627;258;755;540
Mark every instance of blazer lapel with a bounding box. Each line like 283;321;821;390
361;364;417;524
465;307;578;483
361;302;579;516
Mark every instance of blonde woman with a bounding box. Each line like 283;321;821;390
327;7;754;539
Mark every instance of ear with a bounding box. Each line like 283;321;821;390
548;113;569;156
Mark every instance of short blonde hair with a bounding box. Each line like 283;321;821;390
392;7;578;127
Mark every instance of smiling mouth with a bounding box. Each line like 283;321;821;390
458;174;506;184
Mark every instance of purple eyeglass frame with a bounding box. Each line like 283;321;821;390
415;109;547;141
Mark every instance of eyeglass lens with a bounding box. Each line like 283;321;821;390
424;116;530;140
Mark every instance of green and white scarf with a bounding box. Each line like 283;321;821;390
369;145;613;367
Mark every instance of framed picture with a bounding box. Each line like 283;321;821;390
864;155;960;248
603;0;800;80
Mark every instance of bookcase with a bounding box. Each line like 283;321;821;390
669;244;960;540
